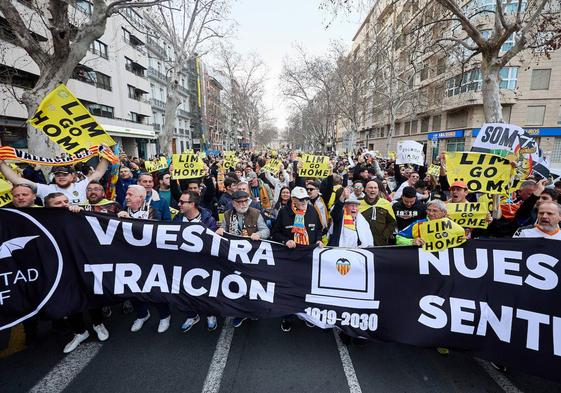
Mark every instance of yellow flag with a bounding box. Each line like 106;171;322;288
427;164;440;177
447;203;489;229
29;84;115;154
223;152;239;171
446;152;514;195
419;218;466;252
144;157;168;173
298;154;330;178
171;153;205;179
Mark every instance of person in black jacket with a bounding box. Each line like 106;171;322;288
271;186;323;248
272;186;323;332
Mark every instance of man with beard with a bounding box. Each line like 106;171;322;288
79;180;121;214
359;180;396;245
514;201;561;239
216;190;270;328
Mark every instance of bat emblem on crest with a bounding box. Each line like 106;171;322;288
0;236;39;259
336;258;351;276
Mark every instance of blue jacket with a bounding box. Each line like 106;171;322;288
172;207;217;231
116;177;136;207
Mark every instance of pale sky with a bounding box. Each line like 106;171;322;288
226;0;366;130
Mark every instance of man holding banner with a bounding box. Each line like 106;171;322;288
0;158;109;205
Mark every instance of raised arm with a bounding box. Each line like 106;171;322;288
0;160;34;189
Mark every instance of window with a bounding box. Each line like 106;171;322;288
447;109;468;128
558;106;561;125
436;58;446;75
421;117;430;133
447;139;465;152
75;0;92;15
551;139;561;164
125;57;145;77
96;72;111;91
80;100;114;118
420;66;429;81
128;85;146;101
446;69;482;97
526;105;546;126
404;121;411;135
530;69;551;90
501;33;516;52
90;40;108;59
502;106;512;122
432;115;441;131
411;120;418;134
72;65;96;85
499;67;518;89
129;112;147;124
0;65;39;89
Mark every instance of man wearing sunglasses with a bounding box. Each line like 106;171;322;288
173;190;218;333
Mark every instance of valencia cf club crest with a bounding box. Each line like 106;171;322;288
336;258;351;276
306;248;379;309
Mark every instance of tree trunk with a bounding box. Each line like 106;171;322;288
481;53;504;123
160;84;180;156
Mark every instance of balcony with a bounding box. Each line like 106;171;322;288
178;85;189;96
177;109;190;118
146;37;167;59
147;67;168;83
153;124;161;131
125;62;146;78
150;98;166;110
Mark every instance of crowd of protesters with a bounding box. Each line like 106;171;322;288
1;146;560;363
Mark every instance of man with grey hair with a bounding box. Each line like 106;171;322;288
117;184;170;333
514;201;561;239
396;199;448;246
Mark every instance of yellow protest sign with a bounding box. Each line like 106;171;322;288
144;157;168;173
262;158;282;174
447;203;489;229
28;84;115;155
171;154;205;179
388;151;396;160
298;154;330;178
0;178;12;207
419;218;466;252
445;152;514;195
223;153;239;171
427;164;440;177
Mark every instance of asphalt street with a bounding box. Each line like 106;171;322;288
1;308;560;393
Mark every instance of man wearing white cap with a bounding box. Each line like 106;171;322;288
328;187;374;248
271;186;323;248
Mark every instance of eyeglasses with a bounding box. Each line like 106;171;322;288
178;200;194;205
296;198;310;202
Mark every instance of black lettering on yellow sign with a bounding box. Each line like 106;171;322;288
425;219;452;234
423;235;465;252
0;193;12;205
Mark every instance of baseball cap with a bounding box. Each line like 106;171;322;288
451;180;468;189
344;194;361;205
51;166;74;174
291;186;308;200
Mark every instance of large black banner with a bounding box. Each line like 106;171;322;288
0;208;560;381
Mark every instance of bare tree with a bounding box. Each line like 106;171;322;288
215;45;268;149
145;0;231;155
280;45;337;152
254;121;278;148
0;0;168;156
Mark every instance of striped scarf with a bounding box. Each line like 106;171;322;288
343;206;356;231
291;203;309;245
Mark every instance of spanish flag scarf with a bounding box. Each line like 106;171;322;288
291;203;309;245
343;205;356;231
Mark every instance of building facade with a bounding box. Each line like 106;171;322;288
348;0;561;166
0;2;158;158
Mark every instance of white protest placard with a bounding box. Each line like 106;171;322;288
471;123;538;161
396;141;424;166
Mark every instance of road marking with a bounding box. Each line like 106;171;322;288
0;324;26;358
29;342;102;393
476;358;523;393
333;330;363;393
201;317;235;393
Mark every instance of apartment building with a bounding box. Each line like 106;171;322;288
348;0;561;165
0;2;157;158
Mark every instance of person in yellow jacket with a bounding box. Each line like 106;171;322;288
359;180;396;245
